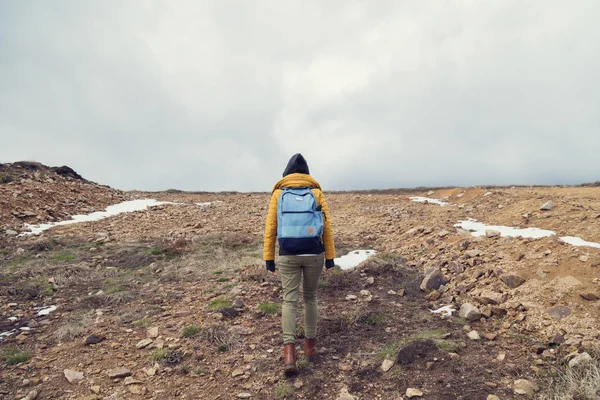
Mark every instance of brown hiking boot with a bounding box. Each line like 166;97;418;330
283;344;297;375
304;338;316;363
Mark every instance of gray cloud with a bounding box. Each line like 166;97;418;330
1;1;599;191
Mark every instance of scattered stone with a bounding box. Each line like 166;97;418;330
420;268;448;291
360;290;371;297
459;303;482;321
64;369;84;384
497;352;506;362
568;352;592;368
398;289;406;297
124;377;144;386
365;277;375;285
136;339;153;349
90;386;101;394
19;390;38;400
84;335;104;345
5;230;18;236
293;381;304;389
345;295;357;301
107;368;132;379
337;387;357;400
232;369;244;377
487;395;500;400
406;388;423;398
467;330;481;340
147;327;159;339
438;230;450;238
128;385;145;395
485;229;501;238
144;367;157;377
579;255;589;262
424;290;441;301
237;394;252;399
500;274;526;289
547;305;571;320
479;290;505;305
381;359;395;372
540;201;554;211
465;249;480;258
513;379;539;396
579;292;599;301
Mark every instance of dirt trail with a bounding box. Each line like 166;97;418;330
1;185;599;399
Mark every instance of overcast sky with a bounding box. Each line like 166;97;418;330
1;1;599;192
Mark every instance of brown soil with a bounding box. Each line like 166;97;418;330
1;181;599;399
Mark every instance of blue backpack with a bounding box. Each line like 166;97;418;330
277;187;324;255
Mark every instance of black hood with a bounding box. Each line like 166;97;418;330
282;153;310;177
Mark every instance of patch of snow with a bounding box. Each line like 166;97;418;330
19;327;31;331
334;250;377;270
456;219;600;249
22;199;176;235
196;202;213;207
8;317;17;322
455;219;555;239
0;330;16;341
36;305;57;316
559;236;600;249
430;305;456;317
410;197;449;206
456;193;464;198
484;192;493;197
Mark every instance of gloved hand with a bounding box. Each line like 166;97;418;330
325;259;335;269
266;260;276;273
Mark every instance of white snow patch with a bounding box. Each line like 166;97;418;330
484;192;493;197
334;250;377;270
410;197;449;206
559;236;600;249
456;219;600;249
196;202;213;207
430;305;456;317
8;317;17;322
0;330;16;341
36;305;57;316
455;219;555;239
22;199;176;235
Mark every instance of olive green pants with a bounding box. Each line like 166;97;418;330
278;254;324;344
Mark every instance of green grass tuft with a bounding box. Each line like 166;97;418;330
218;344;229;352
133;318;151;329
209;299;231;310
182;326;200;338
275;383;294;398
53;252;76;261
148;247;164;255
216;277;230;282
258;302;279;315
1;348;31;366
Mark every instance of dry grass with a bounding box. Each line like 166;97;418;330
543;357;600;400
198;324;240;349
54;312;94;342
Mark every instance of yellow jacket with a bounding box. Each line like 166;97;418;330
263;173;336;261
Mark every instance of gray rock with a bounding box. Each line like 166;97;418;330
237;394;252;399
579;292;599;301
467;330;481;340
459;303;482;321
465;249;480;258
19;390;38;400
500;274;526;289
63;369;84;384
513;379;539;396
540;201;554;211
486;395;500;400
232;368;244;377
5;230;18;236
381;359;395;372
485;230;501;238
547;305;571;320
84;335;104;345
568;352;592;368
147;327;159;339
337;387;357;400
479;290;505;305
406;388;423;398
107;368;132;379
420;268;448;291
136;339;153;349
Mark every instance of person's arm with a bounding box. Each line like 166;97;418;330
318;191;336;267
263;191;279;271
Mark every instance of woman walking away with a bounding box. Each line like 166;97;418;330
263;153;336;375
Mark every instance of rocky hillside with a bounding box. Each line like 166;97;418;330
0;182;599;399
0;162;127;236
